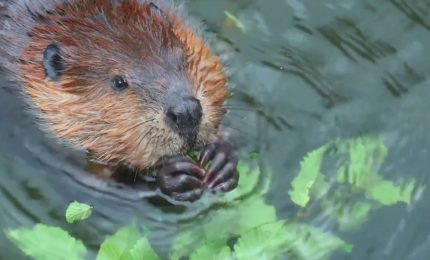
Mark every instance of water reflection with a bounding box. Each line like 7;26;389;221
261;45;346;106
2;0;430;259
383;62;425;97
391;0;430;31
318;18;397;63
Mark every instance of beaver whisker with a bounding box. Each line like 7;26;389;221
167;139;176;156
224;106;260;112
132;166;139;183
157;136;166;152
224;112;250;120
161;129;173;152
118;118;155;136
206;104;259;112
152;134;161;154
135;126;155;153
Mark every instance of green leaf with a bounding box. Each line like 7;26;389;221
304;136;423;232
335;137;387;188
171;163;275;259
284;222;353;259
190;244;233;260
224;11;246;32
187;150;199;162
171;197;277;260
343;244;354;253
289;143;330;207
234;221;352;260
65;201;93;224
248;151;260;159
234;222;290;259
333;137;417;206
96;226;160;260
7;224;87;260
366;180;415;205
128;238;161;260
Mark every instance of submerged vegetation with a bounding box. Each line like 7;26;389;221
5;136;423;259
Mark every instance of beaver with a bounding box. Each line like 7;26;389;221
0;0;239;202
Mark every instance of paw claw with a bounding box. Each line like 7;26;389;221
213;170;239;192
199;139;239;193
208;162;234;188
156;156;204;202
199;143;216;167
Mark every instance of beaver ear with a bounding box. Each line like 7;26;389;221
148;2;171;27
43;43;66;81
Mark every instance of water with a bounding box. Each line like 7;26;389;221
1;0;430;259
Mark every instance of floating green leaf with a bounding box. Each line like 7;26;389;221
234;221;352;260
366;179;415;205
282;222;353;259
65;201;93;224
128;238;161;260
234;221;290;259
171;162;276;259
289;136;425;235
224;11;246;32
249;151;260;159
289;143;330;207
292;136;422;210
335;137;387;188
171;197;277;260
96;226;160;260
6;224;87;260
335;137;416;206
190;244;233;260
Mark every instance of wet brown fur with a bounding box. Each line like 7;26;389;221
8;0;228;169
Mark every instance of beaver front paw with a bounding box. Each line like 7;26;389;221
156;156;205;202
199;139;239;192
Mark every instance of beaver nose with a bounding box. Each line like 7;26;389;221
166;97;203;133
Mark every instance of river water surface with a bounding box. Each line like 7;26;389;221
1;0;430;259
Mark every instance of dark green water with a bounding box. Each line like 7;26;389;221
2;0;430;259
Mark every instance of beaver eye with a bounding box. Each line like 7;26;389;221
43;43;66;81
111;75;128;91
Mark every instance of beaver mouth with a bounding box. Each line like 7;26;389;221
179;131;200;151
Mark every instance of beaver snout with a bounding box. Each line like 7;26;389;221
165;96;203;134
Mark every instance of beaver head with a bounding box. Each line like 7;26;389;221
3;0;228;168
